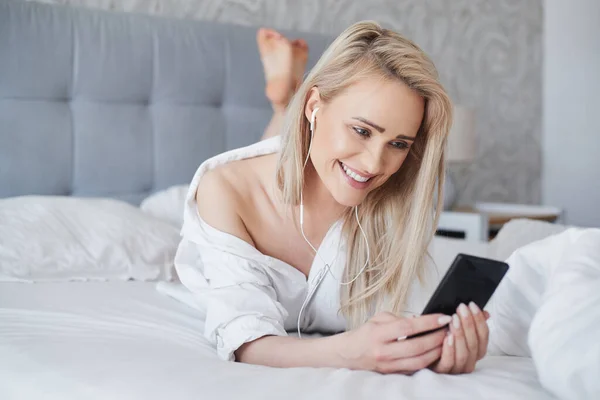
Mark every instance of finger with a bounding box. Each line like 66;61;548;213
469;302;490;360
381;314;452;341
385;328;447;359
450;313;469;374
431;332;455;374
457;303;479;370
379;345;443;374
484;310;490;320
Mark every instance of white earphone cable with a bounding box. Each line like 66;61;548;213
297;108;370;337
338;206;370;286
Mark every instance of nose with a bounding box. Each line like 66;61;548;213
360;142;386;176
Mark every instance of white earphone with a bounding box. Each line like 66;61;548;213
310;107;319;133
300;107;319;226
297;106;371;337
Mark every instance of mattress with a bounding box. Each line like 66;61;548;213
0;281;555;400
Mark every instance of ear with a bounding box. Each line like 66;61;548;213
304;87;322;126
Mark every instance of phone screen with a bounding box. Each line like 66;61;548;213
421;253;509;316
405;253;509;339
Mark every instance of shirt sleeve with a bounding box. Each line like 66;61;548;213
175;238;289;361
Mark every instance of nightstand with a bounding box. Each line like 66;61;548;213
453;203;563;240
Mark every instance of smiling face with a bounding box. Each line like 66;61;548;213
304;75;425;207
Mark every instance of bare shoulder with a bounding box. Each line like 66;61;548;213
195;163;255;247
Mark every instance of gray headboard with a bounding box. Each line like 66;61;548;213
0;0;332;204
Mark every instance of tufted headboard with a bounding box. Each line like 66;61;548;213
0;0;332;204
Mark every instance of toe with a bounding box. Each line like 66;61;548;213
257;28;281;51
293;39;308;50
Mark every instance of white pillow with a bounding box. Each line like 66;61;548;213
140;185;188;228
528;229;600;400
0;196;180;282
486;227;600;400
489;218;569;261
486;230;571;358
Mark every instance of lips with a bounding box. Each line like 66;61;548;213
338;161;374;190
340;161;373;181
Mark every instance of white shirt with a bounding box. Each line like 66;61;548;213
171;136;435;361
173;137;344;361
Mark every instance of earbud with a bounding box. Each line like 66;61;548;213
310;107;319;133
303;107;319;172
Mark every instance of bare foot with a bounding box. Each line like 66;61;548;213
257;28;294;111
291;39;309;92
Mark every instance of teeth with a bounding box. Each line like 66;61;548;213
341;162;370;183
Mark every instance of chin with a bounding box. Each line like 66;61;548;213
330;189;367;208
335;198;362;208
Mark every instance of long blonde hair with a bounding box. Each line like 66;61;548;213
276;21;453;328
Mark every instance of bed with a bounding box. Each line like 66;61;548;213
1;280;552;400
0;1;567;399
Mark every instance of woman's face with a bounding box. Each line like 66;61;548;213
305;75;425;207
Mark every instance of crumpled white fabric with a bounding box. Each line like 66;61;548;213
528;229;600;400
140;184;188;228
487;227;600;400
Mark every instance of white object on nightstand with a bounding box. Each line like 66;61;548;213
438;211;489;243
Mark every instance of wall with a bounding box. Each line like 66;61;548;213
543;0;600;227
29;0;543;206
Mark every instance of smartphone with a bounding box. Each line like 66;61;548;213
406;253;509;339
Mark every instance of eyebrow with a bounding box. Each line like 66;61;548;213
352;117;416;141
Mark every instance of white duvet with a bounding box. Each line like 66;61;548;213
487;228;600;400
0;281;553;400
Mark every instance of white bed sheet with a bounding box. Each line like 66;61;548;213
0;281;555;400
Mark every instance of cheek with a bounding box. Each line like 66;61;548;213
389;152;410;173
377;152;410;185
316;123;356;161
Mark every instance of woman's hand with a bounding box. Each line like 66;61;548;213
336;311;453;374
429;302;490;374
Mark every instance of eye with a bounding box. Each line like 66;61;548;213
391;141;409;150
352;126;370;138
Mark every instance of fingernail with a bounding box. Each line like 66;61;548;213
448;333;454;346
458;303;470;317
452;314;461;329
469;301;480;315
438;315;452;325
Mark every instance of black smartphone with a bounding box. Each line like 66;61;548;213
406;253;509;339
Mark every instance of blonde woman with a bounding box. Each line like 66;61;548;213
174;21;490;375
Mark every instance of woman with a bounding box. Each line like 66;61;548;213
174;21;490;375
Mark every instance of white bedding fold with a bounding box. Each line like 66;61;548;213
487;228;600;400
528;229;600;400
